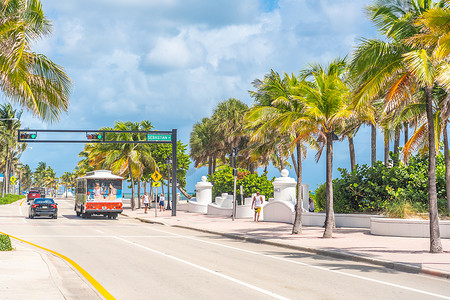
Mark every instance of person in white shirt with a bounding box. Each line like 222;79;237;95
251;191;263;222
142;192;150;214
159;193;165;212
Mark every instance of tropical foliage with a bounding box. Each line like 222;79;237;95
0;0;72;122
315;152;449;215
207;166;274;201
189;0;450;251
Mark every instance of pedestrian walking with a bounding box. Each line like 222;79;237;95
142;192;150;214
159;193;165;212
251;191;263;222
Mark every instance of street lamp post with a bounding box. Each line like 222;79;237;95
231;147;238;221
165;156;172;210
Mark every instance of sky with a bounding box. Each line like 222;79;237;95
12;0;392;193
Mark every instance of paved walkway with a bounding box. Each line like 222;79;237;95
122;206;450;278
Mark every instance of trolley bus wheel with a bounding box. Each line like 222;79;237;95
112;213;118;220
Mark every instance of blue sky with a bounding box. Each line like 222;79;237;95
13;0;390;192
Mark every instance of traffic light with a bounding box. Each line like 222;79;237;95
20;132;37;140
86;133;103;141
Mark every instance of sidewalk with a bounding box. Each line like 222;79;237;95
122;207;450;279
0;242;102;300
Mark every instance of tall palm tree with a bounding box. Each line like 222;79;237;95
211;98;249;164
350;0;446;252
299;58;352;238
190;117;218;175
0;0;72;121
247;70;311;234
409;2;450;212
0;103;22;196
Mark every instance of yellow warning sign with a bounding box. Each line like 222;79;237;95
152;181;161;187
151;170;162;182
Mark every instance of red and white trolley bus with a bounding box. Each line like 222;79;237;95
75;170;123;219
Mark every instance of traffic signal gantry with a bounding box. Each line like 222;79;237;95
17;128;179;216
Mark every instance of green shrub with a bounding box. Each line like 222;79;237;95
207;165;274;201
314;152;450;216
0;194;26;205
0;234;12;251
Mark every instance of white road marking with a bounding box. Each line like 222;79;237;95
95;230;105;234
148;227;450;300
114;236;290;300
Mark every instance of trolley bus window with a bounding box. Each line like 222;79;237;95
87;179;122;201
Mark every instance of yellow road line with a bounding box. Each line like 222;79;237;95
0;231;115;300
20;199;25;206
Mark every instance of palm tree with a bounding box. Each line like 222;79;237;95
190;117;218;175
0;0;72;121
60;171;76;197
0;103;22;196
350;0;446;252
409;2;450;212
20;164;32;191
211;98;249;165
247;70;311;234
82;121;157;210
299;58;352;238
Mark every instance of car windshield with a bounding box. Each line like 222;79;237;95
34;199;54;204
29;191;39;194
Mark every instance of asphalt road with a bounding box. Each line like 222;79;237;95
2;198;450;300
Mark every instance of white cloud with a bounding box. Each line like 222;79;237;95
19;0;379;190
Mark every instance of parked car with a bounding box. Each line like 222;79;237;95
28;198;58;219
27;190;41;202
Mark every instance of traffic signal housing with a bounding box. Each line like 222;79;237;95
86;133;103;141
20;132;37;140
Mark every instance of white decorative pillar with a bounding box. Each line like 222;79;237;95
195;176;213;205
272;169;296;203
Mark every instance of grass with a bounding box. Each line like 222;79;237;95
0;234;12;251
0;194;25;205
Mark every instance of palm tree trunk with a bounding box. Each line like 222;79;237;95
212;155;217;173
384;132;389;166
128;164;135;211
177;185;192;199
137;179;141;209
292;141;303;234
443;121;450;212
404;122;409;165
393;127;400;167
2;142;9;197
371;123;376;166
150;179;154;204
208;156;212;176
425;86;442;253
348;136;355;172
404;122;409;145
323;132;335;238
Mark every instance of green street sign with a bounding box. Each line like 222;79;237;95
147;134;171;142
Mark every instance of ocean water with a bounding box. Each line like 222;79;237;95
123;192;191;200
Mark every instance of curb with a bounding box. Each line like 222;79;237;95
128;215;450;280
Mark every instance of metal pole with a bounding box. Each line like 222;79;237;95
155;185;158;217
166;157;171;210
232;175;237;221
171;129;177;216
